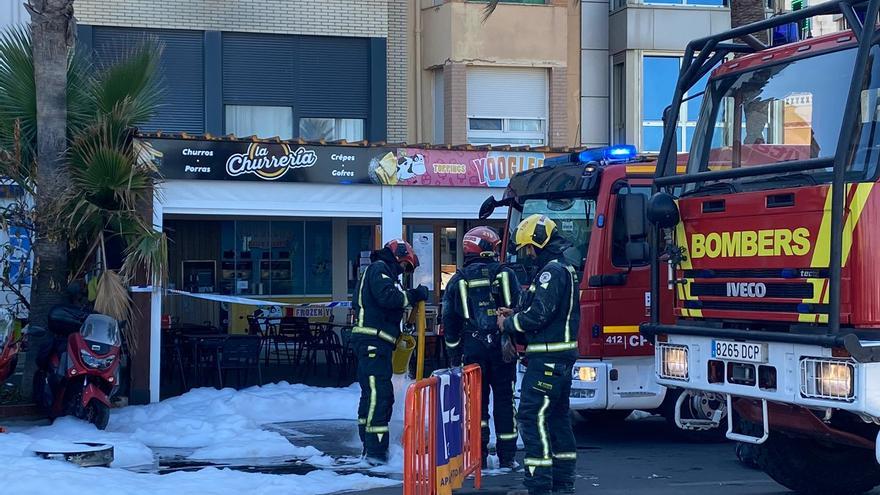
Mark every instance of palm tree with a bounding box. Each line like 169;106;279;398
0;23;168;397
24;0;76;333
730;0;769;41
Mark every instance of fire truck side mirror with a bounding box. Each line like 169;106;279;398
479;196;497;220
647;191;680;229
622;193;649;265
622;193;647;240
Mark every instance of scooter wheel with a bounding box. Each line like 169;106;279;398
87;401;110;430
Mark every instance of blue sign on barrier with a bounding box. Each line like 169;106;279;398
435;368;464;494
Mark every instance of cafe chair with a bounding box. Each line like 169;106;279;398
216;335;263;389
302;323;344;381
247;315;275;365
276;316;312;366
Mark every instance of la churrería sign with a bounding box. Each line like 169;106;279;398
135;136;561;189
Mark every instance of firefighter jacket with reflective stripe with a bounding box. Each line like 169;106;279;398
503;257;579;359
352;258;408;347
442;260;521;352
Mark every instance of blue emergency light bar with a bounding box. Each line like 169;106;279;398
544;144;638;167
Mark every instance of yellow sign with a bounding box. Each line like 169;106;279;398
690;228;811;259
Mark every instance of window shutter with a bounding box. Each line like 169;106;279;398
92;27;205;133
466;67;548;119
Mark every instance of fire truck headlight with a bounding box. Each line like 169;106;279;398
659;344;689;381
801;358;855;401
573;365;598;382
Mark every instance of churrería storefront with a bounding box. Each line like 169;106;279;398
134;132;570;401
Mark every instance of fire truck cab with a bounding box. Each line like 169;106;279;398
644;0;880;492
481;145;723;434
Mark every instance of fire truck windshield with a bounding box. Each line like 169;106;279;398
506;197;595;277
686;45;880;183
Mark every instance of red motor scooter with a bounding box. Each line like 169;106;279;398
0;316;21;385
34;307;122;430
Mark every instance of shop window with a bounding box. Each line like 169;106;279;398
305;221;332;295
269;222;304;296
467;118;546;146
439;227;457;293
225;105;293;139
348;225;375;293
219;220;329;296
409;226;435;299
299;118;365;142
641;56;709;153
235;221;271;296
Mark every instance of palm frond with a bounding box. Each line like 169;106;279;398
0;26;37;166
120;226;168;288
93;270;135;348
91;39;164;128
74;146;144;209
0;25;93;166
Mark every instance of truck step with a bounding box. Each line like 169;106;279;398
678;419;721;431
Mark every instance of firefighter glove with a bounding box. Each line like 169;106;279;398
408;285;429;303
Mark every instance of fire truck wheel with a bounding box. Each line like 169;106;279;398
576;409;634;423
660;389;727;442
753;430;880;494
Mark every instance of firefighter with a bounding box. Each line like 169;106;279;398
442;226;522;470
351;239;429;465
498;214;579;495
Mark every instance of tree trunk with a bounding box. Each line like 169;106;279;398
730;0;769;35
22;0;75;400
730;0;770;166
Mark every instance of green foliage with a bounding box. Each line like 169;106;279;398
0;25;168;328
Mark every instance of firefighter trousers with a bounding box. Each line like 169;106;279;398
464;346;518;464
355;341;394;461
518;356;577;494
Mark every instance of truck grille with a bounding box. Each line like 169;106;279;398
683;300;829;313
689;282;813;299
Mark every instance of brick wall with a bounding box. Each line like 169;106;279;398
386;0;408;142
443;63;467;145
549;66;569;147
75;0;389;38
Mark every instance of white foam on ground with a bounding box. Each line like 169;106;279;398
0;382;401;494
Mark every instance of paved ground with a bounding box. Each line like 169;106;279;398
356;414;818;495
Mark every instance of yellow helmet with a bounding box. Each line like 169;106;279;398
513;214;557;250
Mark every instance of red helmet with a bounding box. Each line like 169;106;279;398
385;239;420;272
463;226;501;258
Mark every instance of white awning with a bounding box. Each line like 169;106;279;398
158;180;382;218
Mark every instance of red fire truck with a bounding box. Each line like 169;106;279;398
643;0;880;492
480;145;724;437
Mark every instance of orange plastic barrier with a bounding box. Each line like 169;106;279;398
403;364;482;495
404;375;438;495
460;364;483;490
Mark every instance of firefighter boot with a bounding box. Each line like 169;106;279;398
356;343;394;464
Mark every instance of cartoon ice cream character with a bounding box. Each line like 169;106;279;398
396;153;427;181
